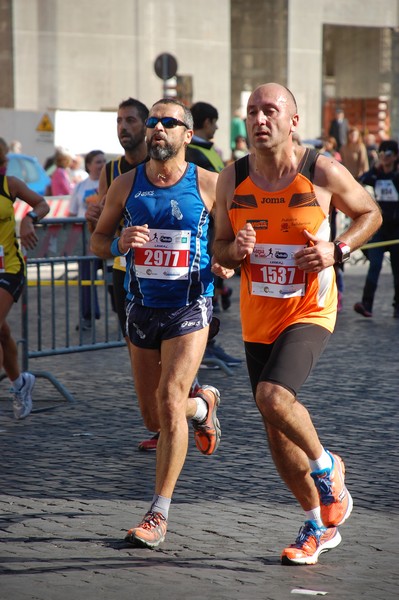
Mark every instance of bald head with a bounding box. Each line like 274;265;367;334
248;83;298;117
245;82;300;153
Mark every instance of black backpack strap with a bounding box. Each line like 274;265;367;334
234;154;250;187
299;147;319;183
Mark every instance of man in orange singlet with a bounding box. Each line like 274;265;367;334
213;83;382;566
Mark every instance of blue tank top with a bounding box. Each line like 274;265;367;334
124;162;214;307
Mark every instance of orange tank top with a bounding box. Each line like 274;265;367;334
229;150;337;343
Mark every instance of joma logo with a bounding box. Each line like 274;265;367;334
261;197;285;204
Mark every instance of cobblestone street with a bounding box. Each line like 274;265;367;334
1;264;398;600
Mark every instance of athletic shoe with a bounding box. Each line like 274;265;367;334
138;432;159;451
125;511;167;548
354;302;372;318
192;385;221;455
75;318;92;331
281;520;342;566
311;451;353;527
12;372;35;420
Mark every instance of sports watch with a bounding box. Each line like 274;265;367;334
26;210;40;224
333;240;351;264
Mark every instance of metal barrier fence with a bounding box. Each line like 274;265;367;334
1;217;236;406
3;218;126;404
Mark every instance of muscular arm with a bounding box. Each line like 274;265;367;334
91;169;150;258
213;165;256;269
295;155;382;272
90;172;131;258
8;177;50;220
197;167;236;279
8;177;50;250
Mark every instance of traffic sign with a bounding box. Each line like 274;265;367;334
154;53;178;80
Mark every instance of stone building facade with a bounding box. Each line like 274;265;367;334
1;0;399;158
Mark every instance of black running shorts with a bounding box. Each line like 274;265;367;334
0;271;25;302
244;323;331;397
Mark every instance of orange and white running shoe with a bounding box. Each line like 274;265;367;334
125;511;167;549
311;450;353;527
192;385;221;455
281;520;342;566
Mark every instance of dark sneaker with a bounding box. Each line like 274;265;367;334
125;511;167;548
354;302;372;317
204;340;242;367
311;451;353;527
192;385;221;455
281;520;342;566
12;372;35;420
75;318;92;331
138;432;159;451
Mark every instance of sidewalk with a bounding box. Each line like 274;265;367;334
1;263;398;600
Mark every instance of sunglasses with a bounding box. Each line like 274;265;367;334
145;116;189;129
379;150;394;157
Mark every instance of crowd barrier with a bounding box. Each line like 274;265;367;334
4;217;126;405
4;214;233;408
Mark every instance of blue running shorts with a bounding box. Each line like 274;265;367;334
126;296;213;349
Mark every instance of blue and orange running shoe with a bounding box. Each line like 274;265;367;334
281;520;342;565
311;450;353;527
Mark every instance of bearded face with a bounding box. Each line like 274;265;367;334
146;135;179;161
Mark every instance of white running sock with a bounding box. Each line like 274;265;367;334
305;507;324;529
309;448;333;473
150;495;171;520
192;396;208;422
11;374;24;391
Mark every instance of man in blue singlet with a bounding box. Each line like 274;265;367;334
91;98;233;549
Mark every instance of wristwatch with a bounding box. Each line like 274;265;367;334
334;240;351;264
26;210;40;224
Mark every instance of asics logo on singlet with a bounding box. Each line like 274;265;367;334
134;191;155;198
261;197;285;204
